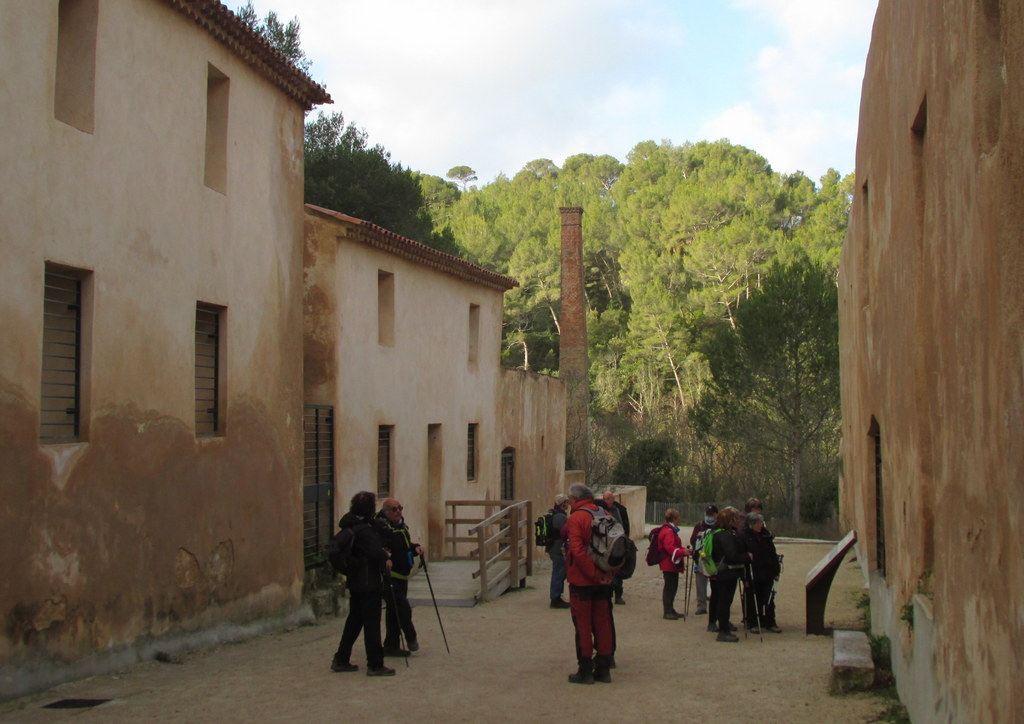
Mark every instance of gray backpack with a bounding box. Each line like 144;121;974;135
583;507;629;572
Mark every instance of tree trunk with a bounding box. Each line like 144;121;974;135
792;453;802;525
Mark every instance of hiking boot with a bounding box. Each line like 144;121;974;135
330;659;358;673
748;627;761;634
767;625;782;633
568;659;595;685
382;647;410;657
408;639;420;651
663;612;680;620
594;655;613;683
614;593;626;605
550;598;570;609
707;622;719;633
716;632;739;643
366;665;396;676
694;608;707;615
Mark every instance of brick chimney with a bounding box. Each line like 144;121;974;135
559;206;590;474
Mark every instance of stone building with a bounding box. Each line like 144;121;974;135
302;205;566;560
0;0;329;698
838;1;1023;722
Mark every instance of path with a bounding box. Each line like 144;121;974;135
0;539;888;723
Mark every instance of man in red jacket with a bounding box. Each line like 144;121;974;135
565;482;615;684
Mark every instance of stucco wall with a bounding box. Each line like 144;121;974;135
838;1;1023;721
305;209;563;559
0;0;308;689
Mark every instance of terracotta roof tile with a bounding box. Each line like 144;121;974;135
161;0;331;110
305;204;518;292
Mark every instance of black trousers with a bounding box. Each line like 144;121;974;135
711;575;739;632
743;578;776;628
335;589;384;668
384;578;417;648
662;571;679;615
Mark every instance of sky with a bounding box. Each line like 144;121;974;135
239;0;879;186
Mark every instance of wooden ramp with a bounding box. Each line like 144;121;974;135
406;560;481;608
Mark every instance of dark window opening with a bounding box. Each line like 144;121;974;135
41;266;83;442
195;304;223;436
500;447;514;500
303;405;334;568
377;425;393;496
467;423;478;481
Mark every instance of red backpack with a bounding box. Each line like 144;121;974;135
645;525;667;566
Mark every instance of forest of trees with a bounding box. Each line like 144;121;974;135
244;3;851;526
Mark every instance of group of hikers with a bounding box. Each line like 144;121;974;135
329;485;781;684
545;485;783;683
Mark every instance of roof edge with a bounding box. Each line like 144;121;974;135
161;0;332;110
305;204;518;292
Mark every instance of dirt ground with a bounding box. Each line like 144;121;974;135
1;539;889;723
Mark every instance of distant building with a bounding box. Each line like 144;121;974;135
303;205;566;560
839;1;1023;722
0;0;328;698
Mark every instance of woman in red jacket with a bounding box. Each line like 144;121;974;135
657;509;691;620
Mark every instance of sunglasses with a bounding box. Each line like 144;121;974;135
388;505;403;512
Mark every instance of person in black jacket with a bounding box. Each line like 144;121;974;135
742;512;782;633
331;491;396;676
710;506;752;642
602;491;630;605
377;498;424;655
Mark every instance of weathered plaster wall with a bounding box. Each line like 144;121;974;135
838;1;1023;721
499;367;567;517
0;1;307;689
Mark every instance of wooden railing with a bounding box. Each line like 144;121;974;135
444;499;533;602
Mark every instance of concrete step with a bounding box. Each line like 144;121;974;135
830;629;875;693
406;560;481;608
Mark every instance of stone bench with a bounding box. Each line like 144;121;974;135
830;629;875;693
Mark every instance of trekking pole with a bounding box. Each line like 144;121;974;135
751;579;764;643
681;554;693;621
420;558;451;654
739;575;749;639
384;578;410;668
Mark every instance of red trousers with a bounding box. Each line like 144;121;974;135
569;584;614;660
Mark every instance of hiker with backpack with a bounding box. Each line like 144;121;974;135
653;509;691;620
601;492;631;605
545;493;571;608
564;482;619;684
689;505;719;616
708;506;752;643
331;491;397;676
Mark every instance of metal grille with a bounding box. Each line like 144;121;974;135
303;405;334;567
501;448;514;500
467;423;477;481
377;425;392;496
194;305;220;435
873;421;886;577
40;269;81;442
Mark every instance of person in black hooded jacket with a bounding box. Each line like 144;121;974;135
331;490;396;676
742;511;782;633
709;506;752;642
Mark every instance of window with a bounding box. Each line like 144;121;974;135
500;447;515;500
377;425;393;496
378;271;394;346
870;417;886;578
204;64;229;193
54;0;98;133
195;303;224;436
40;264;88;442
468;303;480;365
303;405;334;568
467;423;478;481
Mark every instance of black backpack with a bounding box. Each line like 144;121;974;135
535;510;557;546
327;525;360;575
